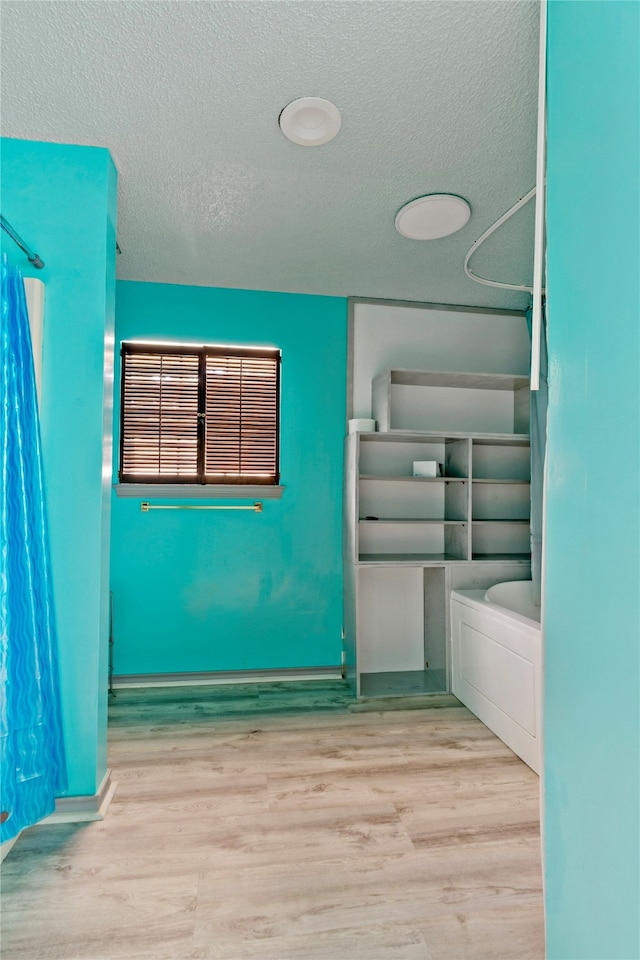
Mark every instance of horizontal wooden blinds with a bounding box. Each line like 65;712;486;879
119;344;280;484
205;353;279;481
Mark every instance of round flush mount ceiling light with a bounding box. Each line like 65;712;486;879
395;194;471;240
279;97;342;146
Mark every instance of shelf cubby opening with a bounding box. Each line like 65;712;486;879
472;520;531;558
359;478;447;521
472;481;531;521
358;435;472;479
356;566;448;698
373;370;530;435
444;478;469;521
472;439;531;481
359;669;448;698
359;477;469;523
358;520;468;560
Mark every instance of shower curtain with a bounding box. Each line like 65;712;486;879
526;301;548;607
1;256;67;844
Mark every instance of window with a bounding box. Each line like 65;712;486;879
119;342;280;485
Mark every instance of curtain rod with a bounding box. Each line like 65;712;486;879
0;215;45;269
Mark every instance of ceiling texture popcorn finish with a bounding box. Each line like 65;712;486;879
0;1;539;309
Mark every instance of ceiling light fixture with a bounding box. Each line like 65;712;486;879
279;97;342;147
395;194;471;240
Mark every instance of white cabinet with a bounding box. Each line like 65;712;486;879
344;368;532;698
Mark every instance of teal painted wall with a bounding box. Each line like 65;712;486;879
110;282;347;675
545;4;640;958
1;138;117;796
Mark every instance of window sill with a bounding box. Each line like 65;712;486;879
114;483;285;500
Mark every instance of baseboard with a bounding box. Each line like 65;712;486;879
113;666;343;688
40;770;118;825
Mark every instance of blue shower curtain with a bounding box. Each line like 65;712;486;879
0;256;67;844
526;301;548;607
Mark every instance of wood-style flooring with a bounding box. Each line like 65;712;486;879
0;681;545;960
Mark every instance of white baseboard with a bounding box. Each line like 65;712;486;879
1;771;117;859
40;770;118;825
113;666;343;689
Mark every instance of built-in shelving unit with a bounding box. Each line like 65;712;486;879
344;366;532;699
348;431;530;565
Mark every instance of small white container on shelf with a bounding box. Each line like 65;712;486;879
412;460;442;477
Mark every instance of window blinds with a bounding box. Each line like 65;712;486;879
119;344;280;484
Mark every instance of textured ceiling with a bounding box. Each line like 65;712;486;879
1;1;539;309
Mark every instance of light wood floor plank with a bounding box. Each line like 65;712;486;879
191;924;432;959
1;681;544;959
1;872;199;960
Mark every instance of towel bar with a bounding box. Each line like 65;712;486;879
140;501;262;513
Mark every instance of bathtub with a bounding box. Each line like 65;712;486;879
450;581;541;773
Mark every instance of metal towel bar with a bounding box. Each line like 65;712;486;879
140;501;263;513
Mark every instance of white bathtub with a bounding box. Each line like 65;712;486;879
450;581;541;773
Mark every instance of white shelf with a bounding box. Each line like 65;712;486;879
471;553;531;562
360;475;467;482
358;554;473;565
373;369;530;435
359;519;467;524
472;436;530;446
471;519;530;525
359;430;530;443
357;554;531;566
472;478;530;484
383;369;529;390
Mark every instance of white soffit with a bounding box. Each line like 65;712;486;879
0;1;539;309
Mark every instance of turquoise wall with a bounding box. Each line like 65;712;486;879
545;4;640;958
1;138;117;797
110;281;347;675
